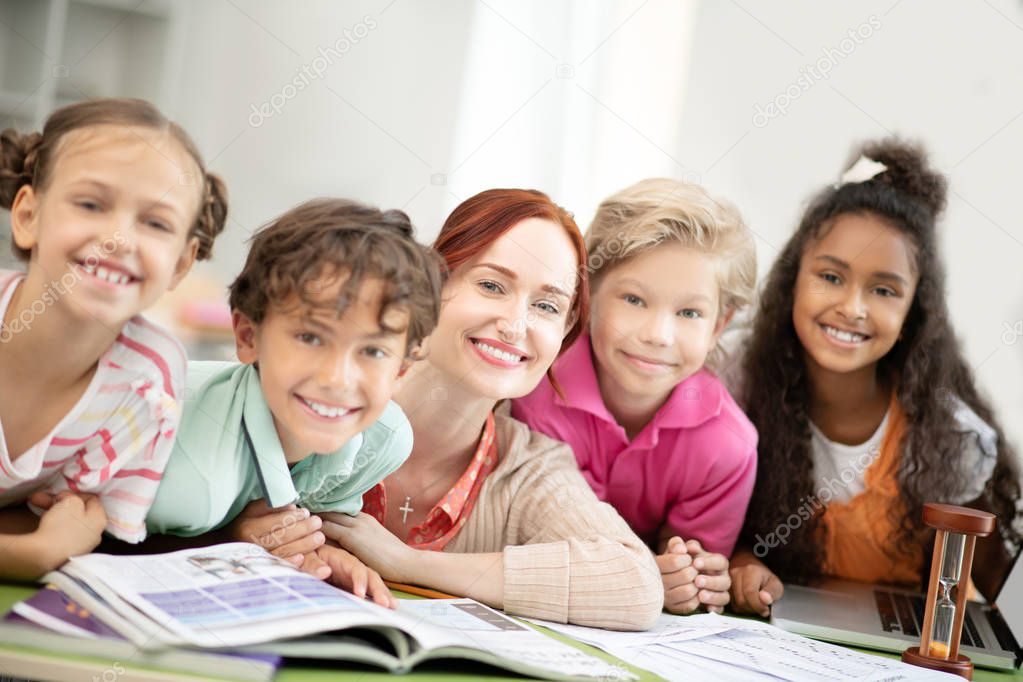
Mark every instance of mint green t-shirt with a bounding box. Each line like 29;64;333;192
146;361;412;537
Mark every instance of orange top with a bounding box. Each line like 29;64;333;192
363;412;499;551
821;395;925;585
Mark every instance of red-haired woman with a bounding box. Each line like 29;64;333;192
321;189;662;630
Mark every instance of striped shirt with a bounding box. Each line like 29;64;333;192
0;269;186;543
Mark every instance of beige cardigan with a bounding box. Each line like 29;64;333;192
442;407;663;631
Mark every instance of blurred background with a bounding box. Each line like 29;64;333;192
1;0;1021;450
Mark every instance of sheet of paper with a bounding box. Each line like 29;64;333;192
529;612;957;682
625;643;786;682
526;612;740;649
676;627;951;682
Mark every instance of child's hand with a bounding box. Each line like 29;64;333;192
684;539;731;614
316;544;396;609
729;551;784;617
287;549;333;581
33;492;107;569
27;490;58;510
657;536;701;614
228;500;326;565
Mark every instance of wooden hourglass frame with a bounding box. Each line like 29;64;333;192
902;503;996;680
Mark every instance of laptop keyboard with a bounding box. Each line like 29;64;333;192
874;590;984;649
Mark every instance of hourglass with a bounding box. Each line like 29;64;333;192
902;503;996;679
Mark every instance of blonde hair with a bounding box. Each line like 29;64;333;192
586;178;756;312
586;178;757;367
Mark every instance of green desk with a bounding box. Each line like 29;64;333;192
0;582;1019;681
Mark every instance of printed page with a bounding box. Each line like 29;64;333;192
65;543;406;649
531;613;955;682
395;599;635;680
526;612;741;649
44;570;180;647
676;627;951;682
620;644;785;682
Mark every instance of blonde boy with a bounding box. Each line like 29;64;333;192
513;178;757;614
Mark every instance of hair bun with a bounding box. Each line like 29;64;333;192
851;138;947;218
0;129;43;209
379;209;414;237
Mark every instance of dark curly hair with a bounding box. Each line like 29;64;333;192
229;198;445;359
739;138;1021;585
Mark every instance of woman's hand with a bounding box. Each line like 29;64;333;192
320;511;414;583
729;550;784;617
322;512;507;608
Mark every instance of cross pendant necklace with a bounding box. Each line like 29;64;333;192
399;496;414;524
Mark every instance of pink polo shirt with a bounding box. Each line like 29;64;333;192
511;334;757;556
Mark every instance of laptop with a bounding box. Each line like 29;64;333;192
771;548;1023;670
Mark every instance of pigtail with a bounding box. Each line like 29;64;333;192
1;129;44;261
193;172;229;261
0;129;42;210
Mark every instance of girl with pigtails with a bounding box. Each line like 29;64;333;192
0;99;228;578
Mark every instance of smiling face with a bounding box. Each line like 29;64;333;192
426;217;578;401
590;243;728;412
792;211;919;376
234;274;410;464
10;125;201;328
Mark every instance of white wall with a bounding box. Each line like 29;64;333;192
676;0;1023;452
170;0;476;276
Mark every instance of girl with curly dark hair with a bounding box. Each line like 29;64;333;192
726;138;1021;617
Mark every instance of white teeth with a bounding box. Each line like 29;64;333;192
301;396;349;419
474;341;522;363
824;325;866;343
81;262;132;285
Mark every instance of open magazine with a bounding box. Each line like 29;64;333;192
31;542;632;681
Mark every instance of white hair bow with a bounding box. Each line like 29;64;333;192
838;155;887;186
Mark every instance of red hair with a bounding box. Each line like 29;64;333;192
434;188;590;369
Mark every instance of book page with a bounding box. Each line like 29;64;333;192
65;543;406;649
396;599;635;680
